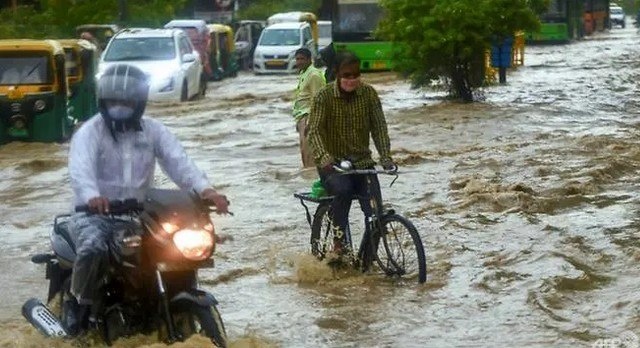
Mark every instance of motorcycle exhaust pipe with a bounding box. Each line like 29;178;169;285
21;298;68;337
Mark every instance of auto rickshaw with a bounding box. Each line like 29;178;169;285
234;20;266;70
75;24;121;51
0;39;70;144
58;39;98;123
207;24;239;81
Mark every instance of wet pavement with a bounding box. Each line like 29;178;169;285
1;24;639;348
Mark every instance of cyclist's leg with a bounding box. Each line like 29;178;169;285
319;170;355;251
354;174;383;267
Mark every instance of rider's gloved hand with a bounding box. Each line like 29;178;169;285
201;188;230;215
381;160;398;173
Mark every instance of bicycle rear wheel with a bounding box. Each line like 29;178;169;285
376;214;427;283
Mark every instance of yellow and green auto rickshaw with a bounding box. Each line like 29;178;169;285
207;24;240;81
0;39;71;144
58;39;98;123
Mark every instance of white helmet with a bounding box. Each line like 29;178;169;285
98;64;149;132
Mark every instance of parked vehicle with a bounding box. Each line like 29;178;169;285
58;39;98;123
207;24;239;80
252;22;316;74
164;20;212;79
318;20;332;51
98;28;205;102
234;20;266;70
609;5;626;28
23;189;227;347
75;24;121;51
267;11;319;52
0;39;71;144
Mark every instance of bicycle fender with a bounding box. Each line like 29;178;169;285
170;289;218;307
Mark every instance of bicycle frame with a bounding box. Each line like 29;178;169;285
332;166;397;268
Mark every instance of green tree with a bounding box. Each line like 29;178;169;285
237;0;321;20
378;0;547;102
0;0;188;39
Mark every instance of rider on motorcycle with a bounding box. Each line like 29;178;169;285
65;63;229;335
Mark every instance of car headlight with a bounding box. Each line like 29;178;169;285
156;75;175;92
173;229;214;261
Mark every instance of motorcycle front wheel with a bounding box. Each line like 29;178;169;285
171;303;227;348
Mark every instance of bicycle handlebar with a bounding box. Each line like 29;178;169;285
332;165;398;176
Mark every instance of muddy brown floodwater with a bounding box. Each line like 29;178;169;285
1;25;640;348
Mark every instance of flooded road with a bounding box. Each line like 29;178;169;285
1;25;640;347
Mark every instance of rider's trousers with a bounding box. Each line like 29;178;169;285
319;170;382;241
67;214;132;305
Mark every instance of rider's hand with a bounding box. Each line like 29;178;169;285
88;196;110;214
381;160;398;173
201;188;230;215
319;158;336;174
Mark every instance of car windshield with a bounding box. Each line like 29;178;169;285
0;54;51;85
611;8;623;14
104;37;176;61
259;29;300;46
319;24;332;39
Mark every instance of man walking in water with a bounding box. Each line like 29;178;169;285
292;48;325;167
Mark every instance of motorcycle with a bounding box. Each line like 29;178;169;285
22;188;228;347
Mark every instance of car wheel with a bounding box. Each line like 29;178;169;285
180;81;188;102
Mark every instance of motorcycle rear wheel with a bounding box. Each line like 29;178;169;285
172;303;227;348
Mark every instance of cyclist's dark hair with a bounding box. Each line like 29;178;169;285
336;51;360;71
295;48;312;59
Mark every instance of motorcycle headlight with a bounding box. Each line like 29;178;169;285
161;222;180;234
173;229;214;261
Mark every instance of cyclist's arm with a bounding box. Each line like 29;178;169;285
308;90;332;167
369;87;392;163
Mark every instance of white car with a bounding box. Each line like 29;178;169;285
252;22;316;74
97;28;205;102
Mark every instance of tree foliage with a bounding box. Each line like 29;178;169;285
0;0;187;39
236;0;321;20
378;0;548;102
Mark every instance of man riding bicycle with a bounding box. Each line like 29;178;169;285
307;51;396;253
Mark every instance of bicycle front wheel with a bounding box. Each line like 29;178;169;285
310;203;334;259
376;214;427;283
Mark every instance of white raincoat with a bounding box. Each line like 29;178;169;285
69;115;210;206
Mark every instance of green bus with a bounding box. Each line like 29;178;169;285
329;0;392;71
526;0;584;43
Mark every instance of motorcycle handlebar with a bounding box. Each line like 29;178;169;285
75;199;143;215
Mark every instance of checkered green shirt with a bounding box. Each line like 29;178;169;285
308;81;392;168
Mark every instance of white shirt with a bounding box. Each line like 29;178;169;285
69;115;211;206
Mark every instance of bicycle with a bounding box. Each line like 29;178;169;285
294;162;427;284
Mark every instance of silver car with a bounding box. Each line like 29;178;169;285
97;28;205;102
